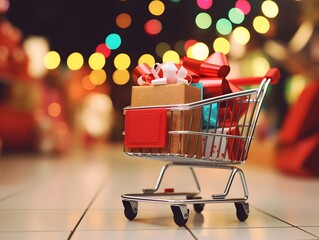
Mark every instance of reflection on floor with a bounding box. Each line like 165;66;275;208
0;141;318;240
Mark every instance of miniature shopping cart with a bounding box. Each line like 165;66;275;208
122;68;280;226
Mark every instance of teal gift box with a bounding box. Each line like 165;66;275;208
191;83;218;128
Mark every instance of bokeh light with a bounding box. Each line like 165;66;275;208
44;51;60;70
184;39;197;52
233;26;250;45
88;52;106;70
186;45;196;58
113;70;130;85
149;0;165;16
253;16;270;34
228;7;245;24
114;53;131;70
251;56;270;76
82;75;96;90
261;0;279;18
90;69;107;85
196;0;213;10
81;93;113;138
95;43;111;58
105;33;121;50
213;37;230;54
235;0;251;15
67;52;84;70
162;50;180;63
216;18;232;35
138;54;155;66
155;42;170;57
191;42;209;60
144;19;162;35
284;75;307;105
48;102;61;117
116;13;132;28
195;12;212;29
0;0;10;13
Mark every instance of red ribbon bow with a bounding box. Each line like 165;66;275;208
181;52;230;82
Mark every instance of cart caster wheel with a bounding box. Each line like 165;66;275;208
122;200;138;220
235;202;249;222
171;204;189;227
187;195;205;214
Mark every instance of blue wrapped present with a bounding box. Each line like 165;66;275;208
191;83;218;128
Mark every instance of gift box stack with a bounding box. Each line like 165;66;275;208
124;52;267;161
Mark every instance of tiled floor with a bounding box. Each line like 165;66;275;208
0;141;318;240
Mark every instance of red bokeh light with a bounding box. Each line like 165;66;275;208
95;43;111;58
144;19;162;35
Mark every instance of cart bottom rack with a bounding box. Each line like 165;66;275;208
121;69;279;226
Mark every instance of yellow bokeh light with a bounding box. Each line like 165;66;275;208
88;52;106;70
138;54;155;66
251;56;270;76
253;16;270;34
261;0;279;18
67;52;84;70
284;75;307;105
162;50;180;63
114;53;131;70
186;45;195;58
149;0;165;16
233;26;250;45
213;37;230;54
90;69;107;85
192;42;209;60
48;102;61;117
113;69;130;85
44;51;60;70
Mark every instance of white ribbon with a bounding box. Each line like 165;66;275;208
137;62;191;86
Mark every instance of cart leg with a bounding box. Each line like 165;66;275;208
142;163;172;193
188;167;201;194
142;164;202;195
212;167;249;200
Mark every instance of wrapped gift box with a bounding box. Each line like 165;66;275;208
202;127;246;161
128;84;202;157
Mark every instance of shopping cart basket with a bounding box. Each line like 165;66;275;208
122;68;280;226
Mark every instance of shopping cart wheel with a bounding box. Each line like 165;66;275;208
171;204;189;226
122;200;138;220
234;202;249;222
187;195;205;213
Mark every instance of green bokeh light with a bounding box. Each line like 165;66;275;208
216;18;232;35
228;8;245;24
195;12;212;30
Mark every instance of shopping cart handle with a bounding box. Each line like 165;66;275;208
228;68;280;86
265;68;281;84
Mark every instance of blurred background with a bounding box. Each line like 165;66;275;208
0;0;318;174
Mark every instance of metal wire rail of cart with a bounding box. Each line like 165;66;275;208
121;68;280;226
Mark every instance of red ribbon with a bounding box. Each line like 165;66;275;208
132;63;154;84
181;52;230;81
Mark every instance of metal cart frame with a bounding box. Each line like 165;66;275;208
122;70;278;226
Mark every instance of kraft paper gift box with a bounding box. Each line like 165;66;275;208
128;83;202;158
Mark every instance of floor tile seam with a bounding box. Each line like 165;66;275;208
252;206;319;238
67;177;108;240
184;225;198;240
